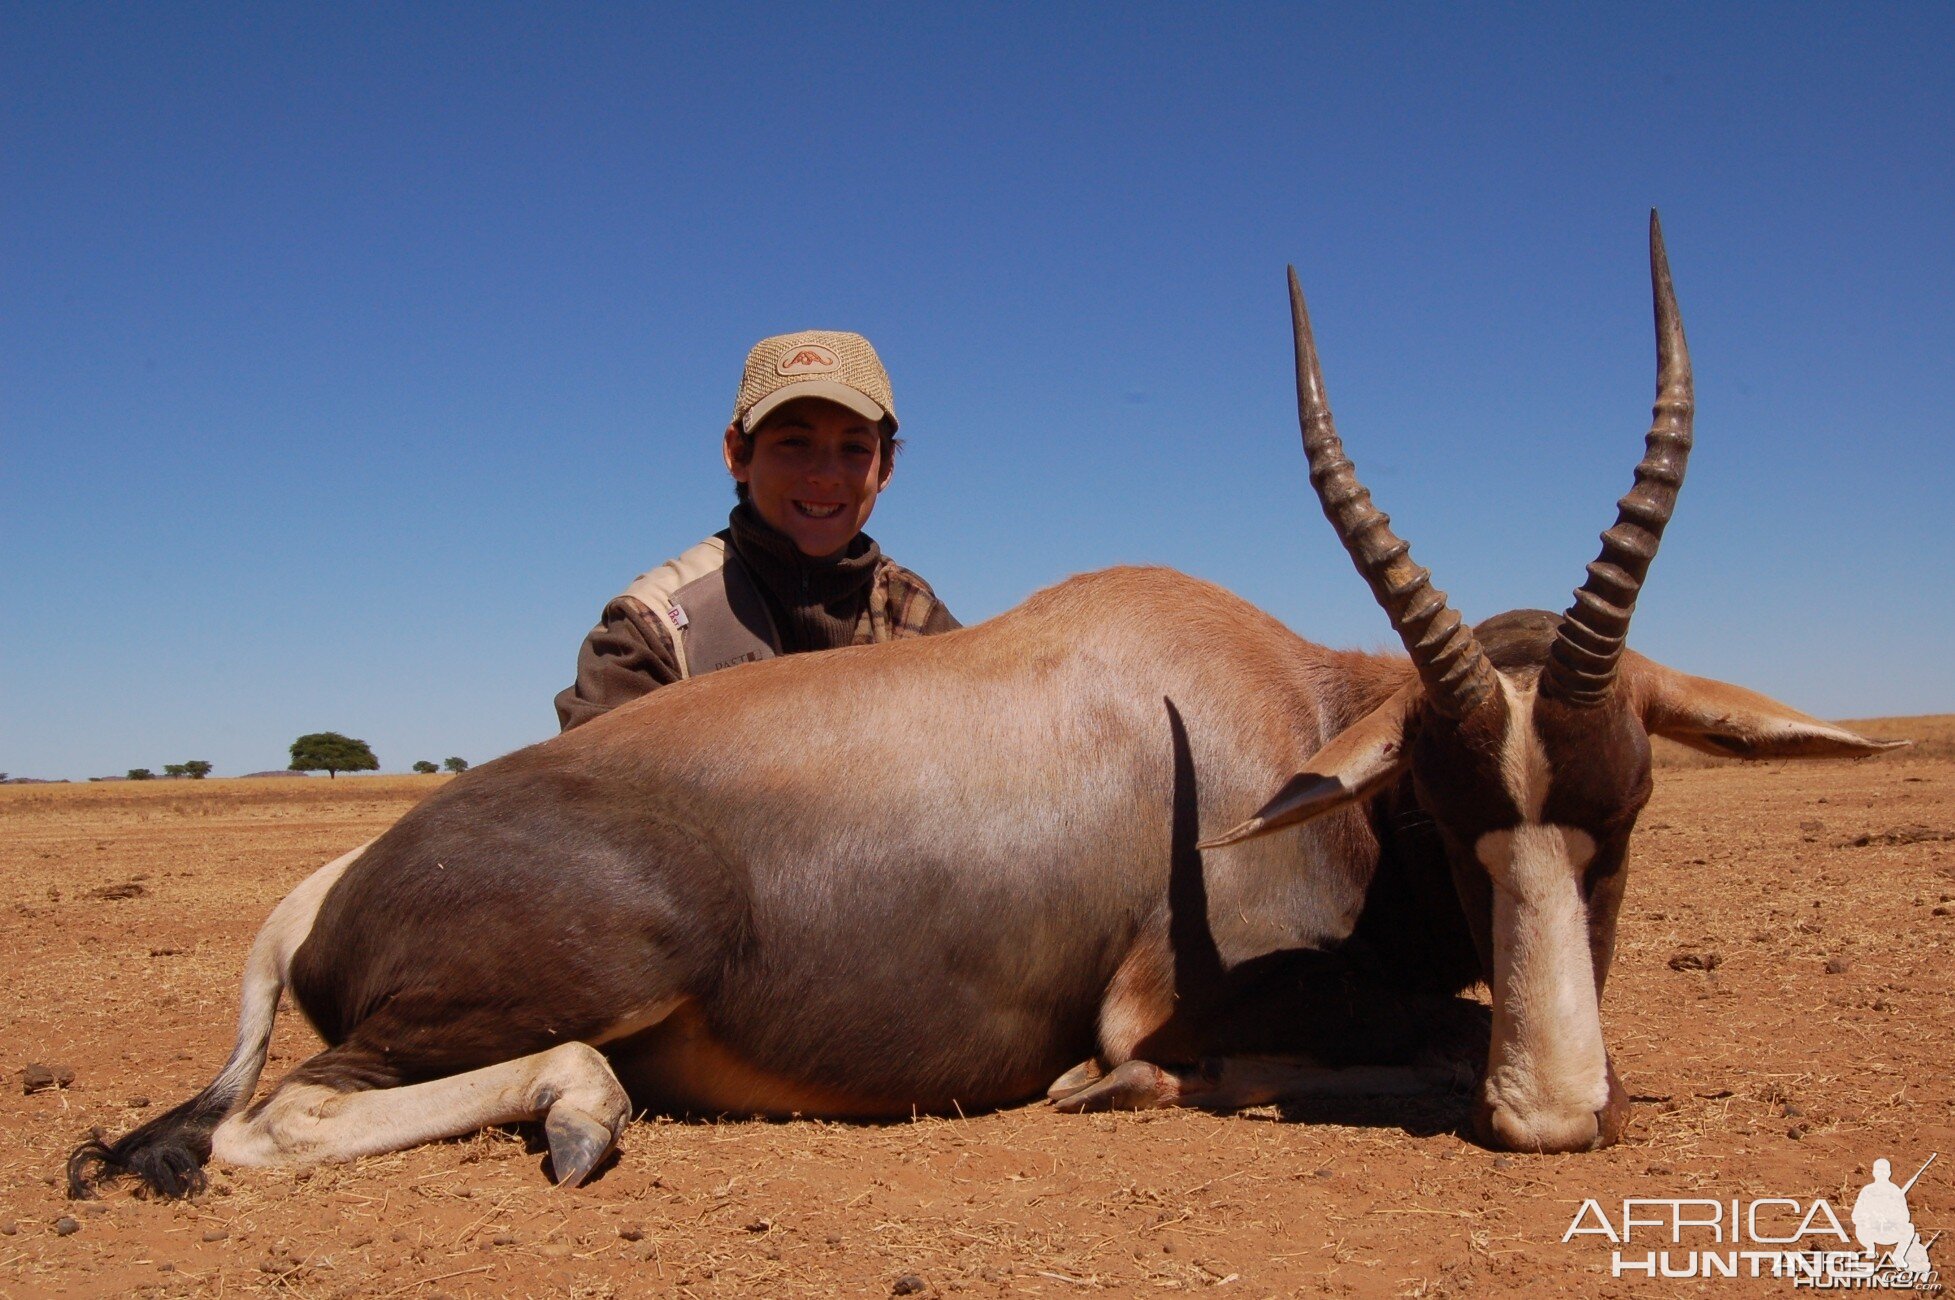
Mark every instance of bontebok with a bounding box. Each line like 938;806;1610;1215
72;214;1900;1198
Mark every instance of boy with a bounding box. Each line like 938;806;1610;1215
556;330;957;732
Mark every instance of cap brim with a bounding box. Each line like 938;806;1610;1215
744;381;889;433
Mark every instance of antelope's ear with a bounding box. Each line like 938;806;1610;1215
1628;655;1908;760
1200;684;1420;850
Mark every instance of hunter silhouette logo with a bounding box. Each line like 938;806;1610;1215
776;345;840;375
1853;1156;1938;1277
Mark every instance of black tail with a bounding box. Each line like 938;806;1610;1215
68;1082;236;1199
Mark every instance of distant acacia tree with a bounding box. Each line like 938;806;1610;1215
182;760;213;779
163;763;189;778
288;732;379;779
127;768;155;781
442;756;469;774
412;760;439;774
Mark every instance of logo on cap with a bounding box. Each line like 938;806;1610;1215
777;345;840;376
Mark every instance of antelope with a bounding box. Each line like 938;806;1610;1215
71;214;1899;1199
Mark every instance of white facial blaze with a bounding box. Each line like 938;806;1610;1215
1473;678;1610;1149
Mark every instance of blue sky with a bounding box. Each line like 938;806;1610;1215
4;3;1951;780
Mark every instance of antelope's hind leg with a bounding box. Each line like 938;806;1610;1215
212;1041;632;1188
1052;1055;1467;1114
1044;1059;1105;1103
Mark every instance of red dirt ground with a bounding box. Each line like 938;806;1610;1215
4;720;1951;1298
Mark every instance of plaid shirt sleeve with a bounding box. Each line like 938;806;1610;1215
864;561;960;644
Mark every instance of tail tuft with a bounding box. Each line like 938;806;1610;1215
67;1087;232;1199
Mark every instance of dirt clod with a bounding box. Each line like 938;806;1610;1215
54;1217;79;1236
1825;957;1851;974
893;1276;927;1295
89;880;147;900
1845;825;1955;847
1668;950;1722;971
21;1062;76;1093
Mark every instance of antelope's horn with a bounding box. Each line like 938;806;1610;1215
1542;211;1695;706
1290;267;1498;719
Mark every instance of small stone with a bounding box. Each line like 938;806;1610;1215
1825;958;1850;975
1783;1102;1805;1118
54;1217;80;1236
1788;1124;1808;1140
1667;951;1721;972
745;1219;771;1233
1492;1156;1513;1170
1934;906;1952;917
22;1063;77;1094
893;1276;927;1296
618;1226;644;1242
127;1095;151;1109
491;1233;516;1246
158;1263;175;1272
826;1233;843;1246
0;1221;14;1235
202;1228;229;1242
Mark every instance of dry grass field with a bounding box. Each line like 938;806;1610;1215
3;718;1951;1298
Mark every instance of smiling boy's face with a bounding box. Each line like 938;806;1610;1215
724;398;892;559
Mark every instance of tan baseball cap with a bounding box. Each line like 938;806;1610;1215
733;330;898;434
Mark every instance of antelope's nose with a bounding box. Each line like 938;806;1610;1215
1593;1055;1632;1147
1473;1057;1631;1153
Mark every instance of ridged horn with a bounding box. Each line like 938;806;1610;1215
1291;267;1499;720
1542;211;1695;706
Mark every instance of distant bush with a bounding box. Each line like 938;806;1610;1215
127;768;155;781
412;760;439;774
442;756;469;774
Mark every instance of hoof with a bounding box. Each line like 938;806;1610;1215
1051;1060;1174;1113
1045;1059;1105;1103
544;1105;617;1189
